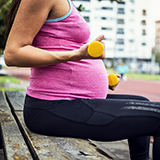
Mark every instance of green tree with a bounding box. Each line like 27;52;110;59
0;0;11;54
155;52;160;66
155;52;160;74
98;0;122;2
152;50;160;74
74;0;123;12
156;53;160;62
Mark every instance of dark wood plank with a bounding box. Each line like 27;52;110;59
90;140;130;160
0;149;4;160
5;91;25;111
6;91;153;160
6;91;112;160
16;112;112;160
0;91;32;160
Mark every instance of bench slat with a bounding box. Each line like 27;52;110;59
6;91;112;160
0;91;32;160
5;91;154;159
90;140;130;160
17;112;111;160
5;91;25;111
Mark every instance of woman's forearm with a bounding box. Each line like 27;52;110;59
4;44;82;67
4;34;106;68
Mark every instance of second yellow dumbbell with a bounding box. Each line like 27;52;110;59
108;74;119;90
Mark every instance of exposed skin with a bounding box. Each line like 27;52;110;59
4;0;106;68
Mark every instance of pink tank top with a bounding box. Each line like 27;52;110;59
27;0;108;100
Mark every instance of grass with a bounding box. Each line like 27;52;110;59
125;72;160;81
0;87;26;91
107;68;160;81
0;76;21;84
0;76;26;91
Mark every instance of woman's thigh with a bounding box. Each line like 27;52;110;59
24;95;160;141
107;94;149;101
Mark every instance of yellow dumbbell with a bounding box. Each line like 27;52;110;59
87;41;104;57
108;74;119;90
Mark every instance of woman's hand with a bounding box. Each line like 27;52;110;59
76;34;106;60
116;74;121;79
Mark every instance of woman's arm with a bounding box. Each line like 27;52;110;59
4;0;105;67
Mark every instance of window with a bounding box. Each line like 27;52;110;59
129;39;134;43
74;0;90;1
83;9;90;12
117;28;124;34
83;16;90;22
101;27;112;30
102;7;113;10
101;17;107;20
142;10;146;16
104;38;112;41
142;42;146;46
142;29;146;35
118;48;124;51
141;20;146;25
117;19;125;24
117;8;125;14
118;1;125;4
116;39;124;45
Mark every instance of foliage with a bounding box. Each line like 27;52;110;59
153;50;160;64
155;52;160;63
76;4;85;12
0;76;26;91
0;0;12;53
74;0;123;12
125;72;160;81
98;0;123;2
107;68;160;81
0;87;26;91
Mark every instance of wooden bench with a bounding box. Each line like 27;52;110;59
0;91;115;160
0;91;152;160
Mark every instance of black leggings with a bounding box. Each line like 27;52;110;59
24;94;160;160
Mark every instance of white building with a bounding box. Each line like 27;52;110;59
73;0;153;64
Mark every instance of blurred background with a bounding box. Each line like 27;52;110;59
1;0;160;73
0;0;160;102
0;1;159;159
73;0;160;74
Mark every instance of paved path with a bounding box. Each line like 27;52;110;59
108;78;160;102
4;67;30;81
